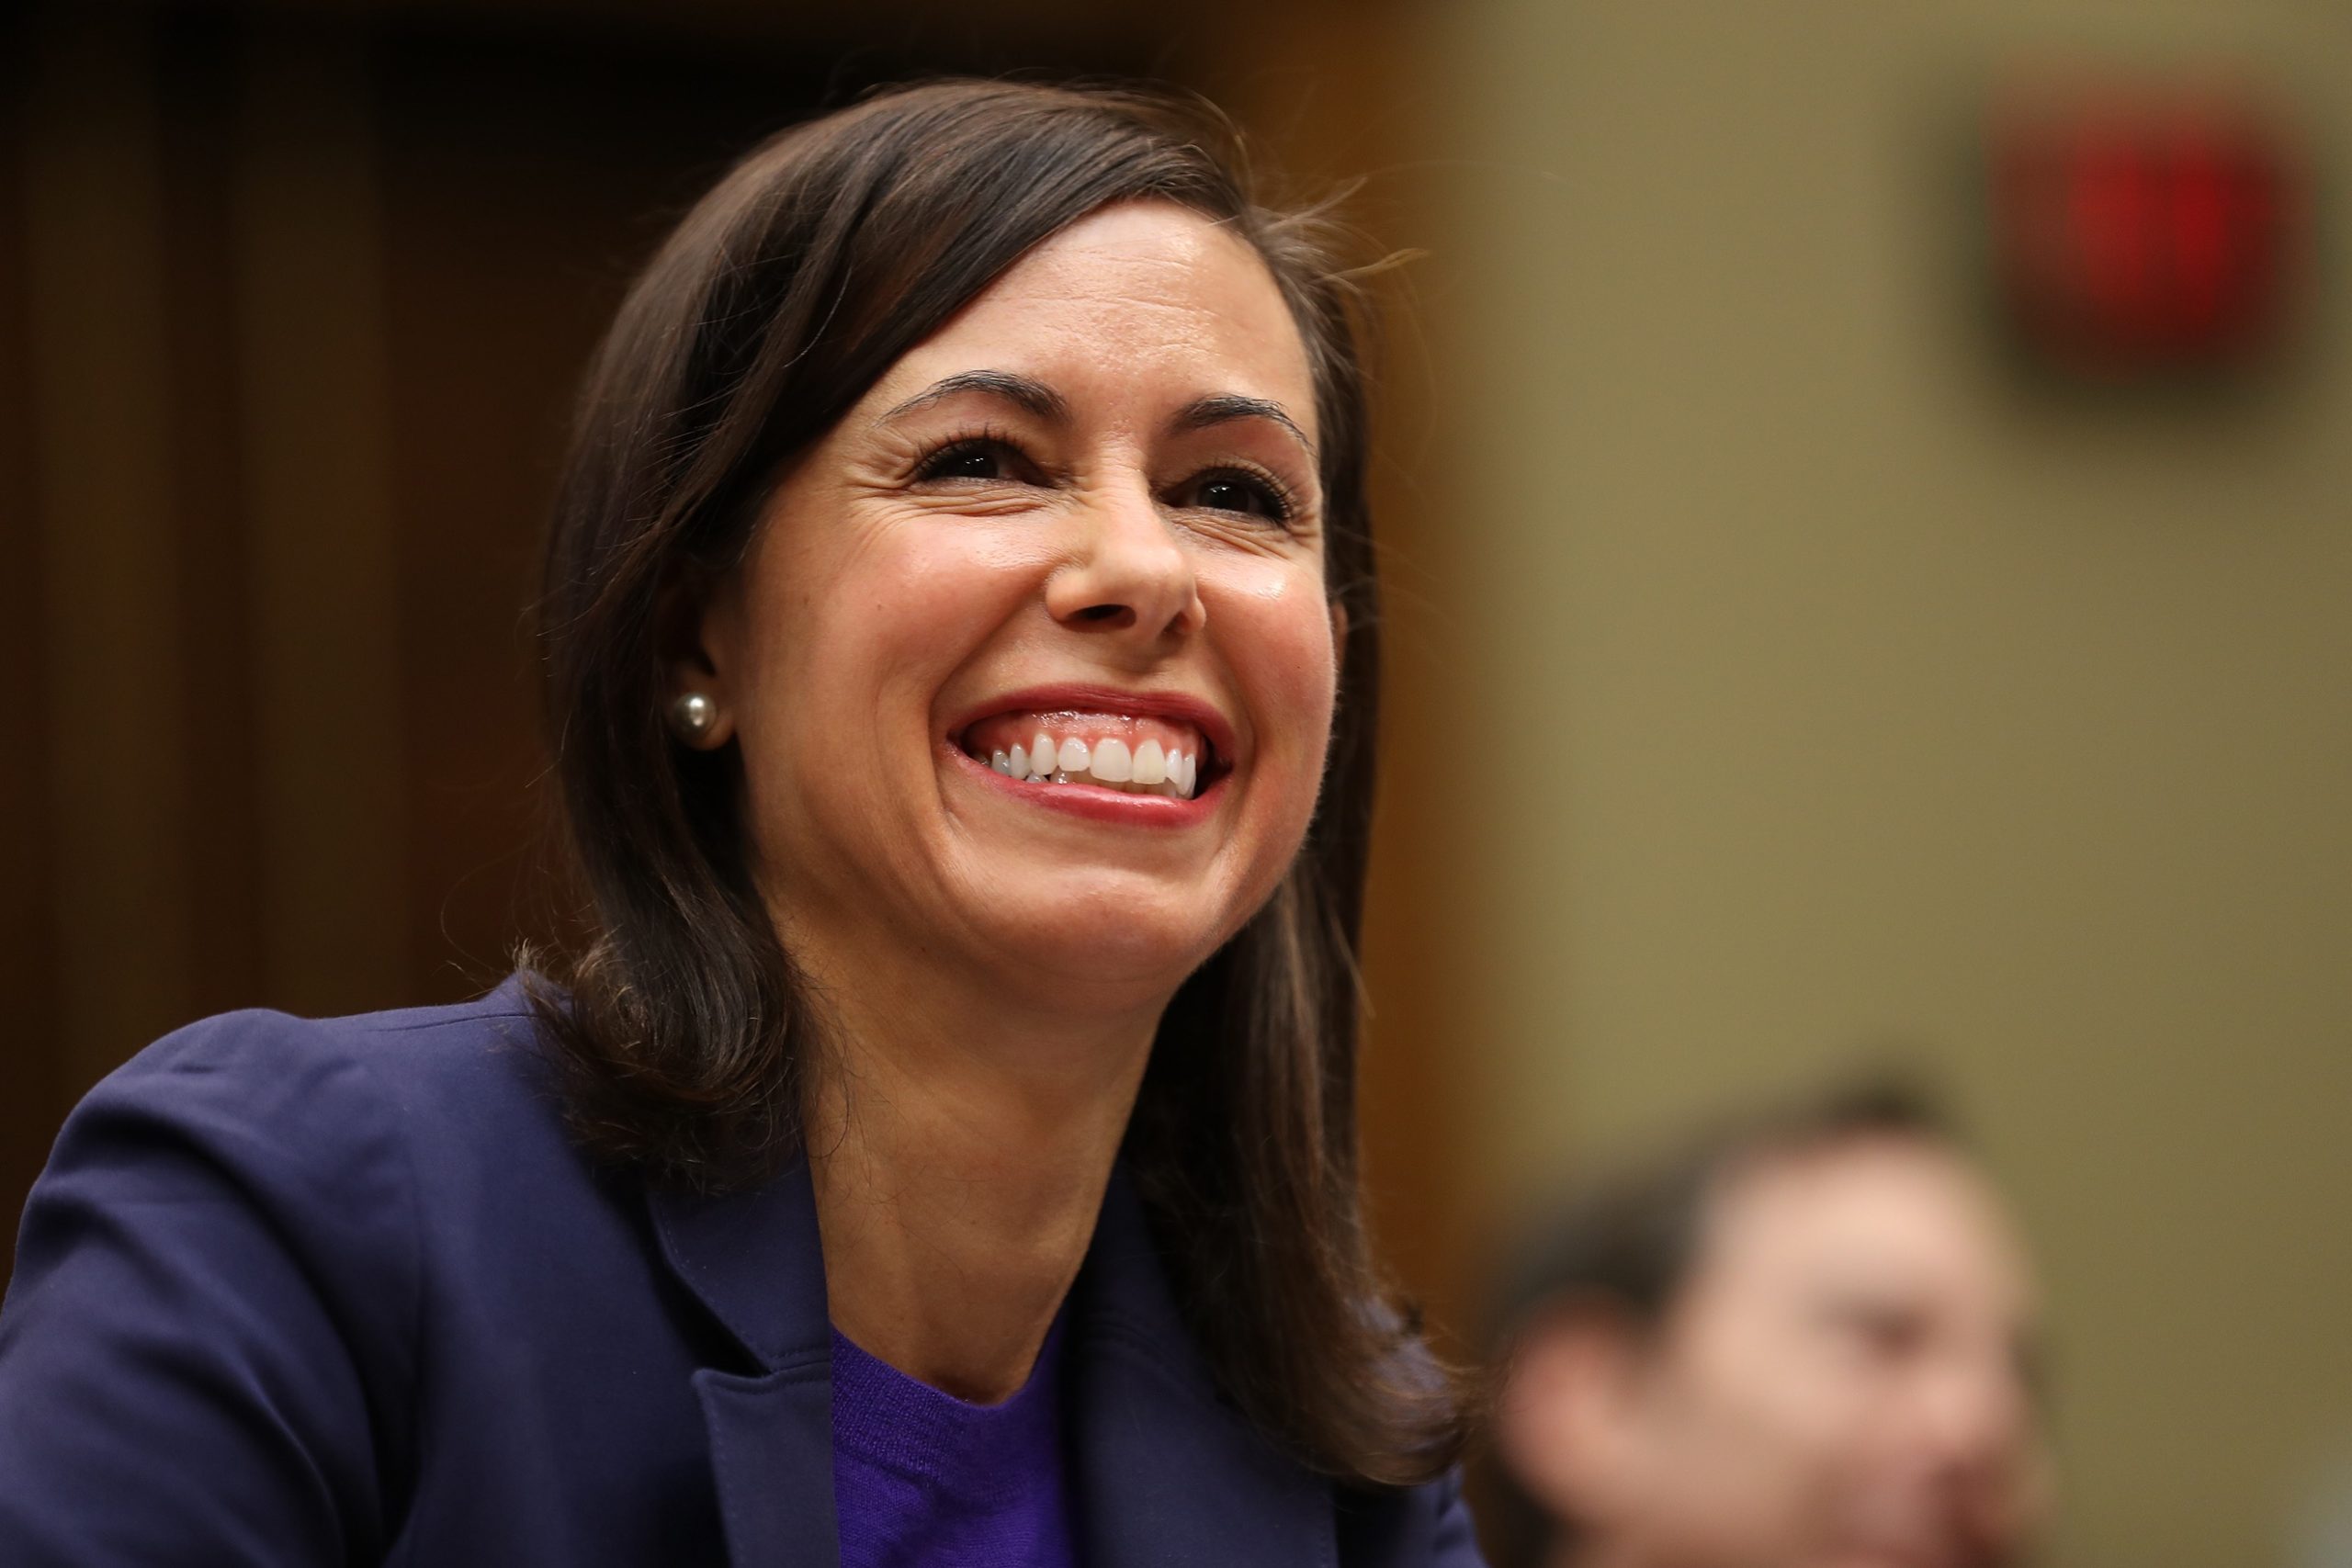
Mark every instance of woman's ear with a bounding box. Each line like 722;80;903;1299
1494;1299;1656;1535
656;566;741;750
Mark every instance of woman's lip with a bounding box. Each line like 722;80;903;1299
944;739;1222;825
944;682;1239;765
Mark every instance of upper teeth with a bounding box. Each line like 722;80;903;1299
988;729;1201;798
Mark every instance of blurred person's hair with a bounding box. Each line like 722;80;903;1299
1477;1074;1962;1568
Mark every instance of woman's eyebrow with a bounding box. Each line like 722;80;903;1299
879;369;1069;424
877;376;1316;463
1171;394;1317;462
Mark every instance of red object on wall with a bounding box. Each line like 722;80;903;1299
1993;83;2301;376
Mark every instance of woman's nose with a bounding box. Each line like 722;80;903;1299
1045;478;1204;642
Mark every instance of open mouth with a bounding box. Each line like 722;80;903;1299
953;709;1227;801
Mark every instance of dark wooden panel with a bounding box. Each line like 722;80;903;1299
0;12;65;1297
158;10;267;1021
373;30;842;1003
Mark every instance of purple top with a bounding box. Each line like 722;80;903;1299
830;1317;1080;1568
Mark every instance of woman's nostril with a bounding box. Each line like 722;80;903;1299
1073;604;1131;625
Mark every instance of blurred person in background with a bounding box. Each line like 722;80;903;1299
1482;1080;2048;1568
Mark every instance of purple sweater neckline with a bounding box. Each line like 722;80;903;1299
828;1315;1069;1508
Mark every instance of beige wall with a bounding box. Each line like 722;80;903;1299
1431;2;2352;1564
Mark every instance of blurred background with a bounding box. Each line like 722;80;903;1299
4;2;2348;1564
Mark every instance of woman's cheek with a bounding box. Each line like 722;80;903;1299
1227;572;1340;800
862;528;1045;669
779;529;1018;728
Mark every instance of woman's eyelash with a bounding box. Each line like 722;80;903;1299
1187;463;1299;525
910;427;1029;483
909;431;1305;525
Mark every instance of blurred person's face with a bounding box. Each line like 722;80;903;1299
1502;1137;2048;1568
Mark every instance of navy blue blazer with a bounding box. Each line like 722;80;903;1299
0;978;1482;1566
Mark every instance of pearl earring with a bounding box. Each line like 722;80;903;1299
668;692;718;742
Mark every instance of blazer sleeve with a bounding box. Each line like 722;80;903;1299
0;1010;418;1565
1429;1468;1489;1567
1334;1464;1490;1567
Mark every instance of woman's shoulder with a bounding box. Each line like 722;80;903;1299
31;975;582;1286
115;973;545;1082
8;972;608;1397
87;975;554;1149
0;977;659;1563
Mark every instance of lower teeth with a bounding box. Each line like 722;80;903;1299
1035;770;1182;797
989;763;1189;798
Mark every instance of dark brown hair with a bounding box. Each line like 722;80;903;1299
527;78;1463;1487
1476;1076;1961;1566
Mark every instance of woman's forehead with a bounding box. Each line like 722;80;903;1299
865;201;1317;434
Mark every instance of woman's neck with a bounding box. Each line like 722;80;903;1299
795;934;1163;1404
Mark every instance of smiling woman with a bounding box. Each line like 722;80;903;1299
0;80;1477;1568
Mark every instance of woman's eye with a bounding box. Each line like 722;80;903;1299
915;439;1023;484
1181;469;1291;522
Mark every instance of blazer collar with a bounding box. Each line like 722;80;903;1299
649;1162;837;1566
1066;1170;1340;1568
647;1159;1335;1568
648;1157;830;1371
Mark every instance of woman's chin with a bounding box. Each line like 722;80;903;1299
960;871;1238;1000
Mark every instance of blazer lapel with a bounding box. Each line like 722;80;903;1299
650;1161;840;1568
691;1362;838;1568
1069;1173;1338;1568
648;1158;1340;1568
